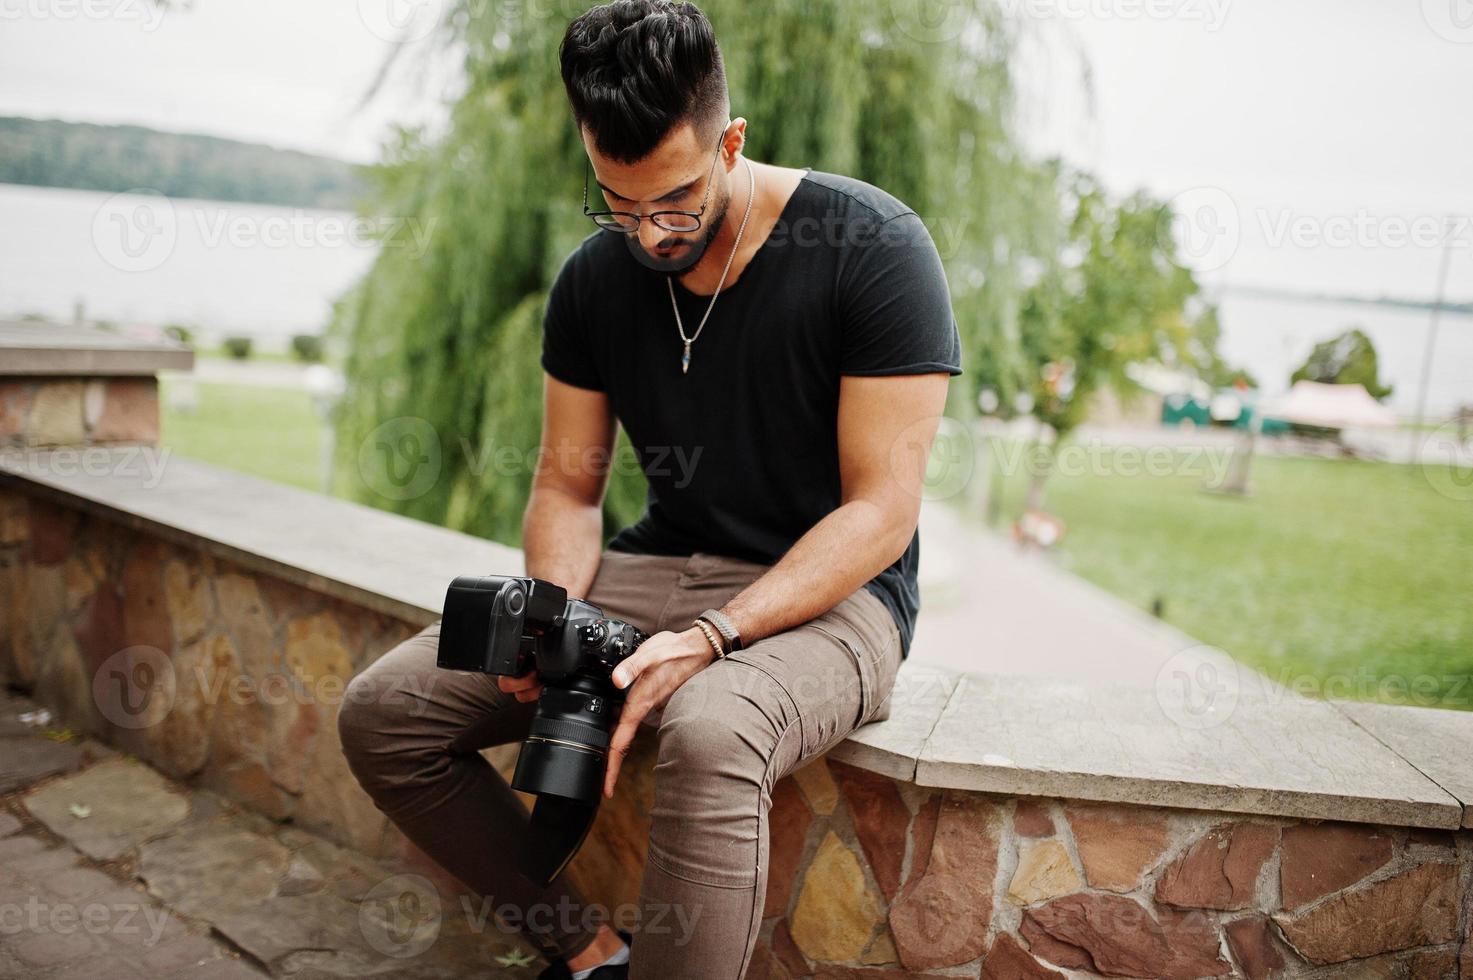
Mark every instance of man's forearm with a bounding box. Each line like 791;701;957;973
522;484;604;598
720;498;913;646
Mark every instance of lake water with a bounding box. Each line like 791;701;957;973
0;183;376;346
1;183;1469;416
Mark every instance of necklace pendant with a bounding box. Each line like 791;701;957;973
681;341;691;375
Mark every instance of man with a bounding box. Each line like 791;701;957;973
338;2;960;977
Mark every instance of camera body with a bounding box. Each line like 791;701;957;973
436;574;646;808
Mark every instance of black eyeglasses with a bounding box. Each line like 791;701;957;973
582;133;725;234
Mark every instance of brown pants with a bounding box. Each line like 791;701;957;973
338;550;902;979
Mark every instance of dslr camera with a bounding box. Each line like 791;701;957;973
436;574;646;882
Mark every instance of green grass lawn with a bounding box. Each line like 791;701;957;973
990;443;1473;709
160;379;325;492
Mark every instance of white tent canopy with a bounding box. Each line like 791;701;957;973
1260;381;1397;429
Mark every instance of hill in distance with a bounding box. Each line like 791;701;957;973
0;116;366;210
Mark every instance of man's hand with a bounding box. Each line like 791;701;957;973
602;627;717;798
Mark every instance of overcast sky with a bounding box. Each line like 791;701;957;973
2;0;1470;300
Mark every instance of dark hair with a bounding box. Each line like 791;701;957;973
560;1;728;164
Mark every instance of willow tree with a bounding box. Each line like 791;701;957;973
332;0;1042;543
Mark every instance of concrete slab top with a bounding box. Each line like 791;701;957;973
0;448;520;626
918;674;1465;829
0;319;194;376
1334;699;1473;829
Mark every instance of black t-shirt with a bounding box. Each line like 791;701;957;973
541;169;962;656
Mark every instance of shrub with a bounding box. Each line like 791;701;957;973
222;336;253;360
291;334;324;362
164;324;195;346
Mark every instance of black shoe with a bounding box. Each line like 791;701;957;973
537;932;632;980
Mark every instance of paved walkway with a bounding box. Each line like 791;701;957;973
164;359;319;390
0;692;540;979
909;501;1218;690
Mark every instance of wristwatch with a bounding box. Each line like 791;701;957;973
696;608;742;657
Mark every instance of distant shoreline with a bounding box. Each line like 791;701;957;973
1219;282;1473;319
0;116;364;211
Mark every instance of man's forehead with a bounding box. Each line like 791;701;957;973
584;122;713;201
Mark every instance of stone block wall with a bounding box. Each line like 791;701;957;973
3;484;1471;978
0;377;160;447
748;763;1472;978
0;485;658;914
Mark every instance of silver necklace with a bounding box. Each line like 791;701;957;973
668;156;756;375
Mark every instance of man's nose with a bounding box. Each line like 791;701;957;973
637;218;669;252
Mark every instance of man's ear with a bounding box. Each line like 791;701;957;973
722;118;748;170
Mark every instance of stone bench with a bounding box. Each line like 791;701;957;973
2;448;1471;978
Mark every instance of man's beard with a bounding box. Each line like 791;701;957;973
622;187;732;275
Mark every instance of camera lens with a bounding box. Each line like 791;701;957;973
512;676;615;805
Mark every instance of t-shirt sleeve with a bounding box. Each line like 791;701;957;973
836;212;963;377
540;250;605;392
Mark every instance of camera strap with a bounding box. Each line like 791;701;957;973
521;795;600;886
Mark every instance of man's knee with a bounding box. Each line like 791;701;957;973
337;668;404;778
656;666;783;779
337;639;440;780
